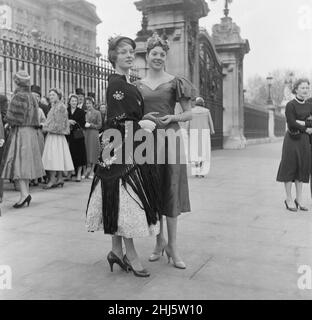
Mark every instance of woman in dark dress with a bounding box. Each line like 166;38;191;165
67;94;87;182
276;78;312;212
135;33;194;269
86;36;162;277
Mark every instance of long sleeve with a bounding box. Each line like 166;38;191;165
43;103;70;135
285;101;306;132
207;110;215;134
89;111;102;130
0;97;8;125
77;110;86;129
0;114;4;140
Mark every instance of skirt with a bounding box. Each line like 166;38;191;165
37;130;45;155
0;126;46;180
189;128;211;176
42;133;74;171
276;131;311;183
86;180;160;238
68;133;87;168
85;128;100;164
154;123;191;217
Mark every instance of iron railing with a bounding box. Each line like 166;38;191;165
0;34;140;103
244;104;269;139
274;112;286;137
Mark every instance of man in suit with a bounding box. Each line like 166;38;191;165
76;88;87;111
31;85;50;117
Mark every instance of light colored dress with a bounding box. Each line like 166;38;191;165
42;102;74;171
189;106;215;176
86;181;159;237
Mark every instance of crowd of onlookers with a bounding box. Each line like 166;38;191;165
0;69;107;206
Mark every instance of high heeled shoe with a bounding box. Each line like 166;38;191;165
13;195;32;209
149;241;167;262
43;182;57;190
164;246;186;269
294;199;309;211
55;181;64;188
107;251;128;272
123;255;150;277
284;200;297;212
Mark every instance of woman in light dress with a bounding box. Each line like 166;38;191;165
42;88;74;189
189;96;215;178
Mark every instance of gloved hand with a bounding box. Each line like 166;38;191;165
138;119;156;133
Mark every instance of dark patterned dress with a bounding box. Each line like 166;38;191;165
86;74;161;237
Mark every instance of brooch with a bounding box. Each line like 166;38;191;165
113;91;125;101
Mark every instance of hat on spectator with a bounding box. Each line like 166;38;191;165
195;97;205;107
87;92;96;99
75;88;85;96
31;85;41;97
13;70;31;87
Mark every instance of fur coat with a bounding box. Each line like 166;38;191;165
43;101;70;135
6;87;40;127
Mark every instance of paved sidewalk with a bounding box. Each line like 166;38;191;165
1;141;312;300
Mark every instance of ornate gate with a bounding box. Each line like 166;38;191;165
198;29;223;149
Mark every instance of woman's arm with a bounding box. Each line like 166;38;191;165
285;102;306;132
89;111;102;130
158;98;192;125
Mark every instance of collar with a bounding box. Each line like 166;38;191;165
295;96;305;104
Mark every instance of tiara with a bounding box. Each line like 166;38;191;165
147;32;170;51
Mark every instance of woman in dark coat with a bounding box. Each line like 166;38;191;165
276;78;312;212
86;36;161;277
67;94;87;182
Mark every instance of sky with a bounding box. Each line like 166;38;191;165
88;0;312;82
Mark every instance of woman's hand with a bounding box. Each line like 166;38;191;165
158;115;175;126
0;139;4;147
306;128;312;134
69;120;76;126
143;112;159;122
85;122;91;128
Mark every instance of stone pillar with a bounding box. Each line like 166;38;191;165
212;16;250;149
268;110;275;139
134;0;209;89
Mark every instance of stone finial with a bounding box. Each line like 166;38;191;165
212;16;242;45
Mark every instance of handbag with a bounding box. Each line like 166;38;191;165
73;123;84;140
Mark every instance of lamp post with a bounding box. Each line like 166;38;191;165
95;46;102;103
266;75;273;105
